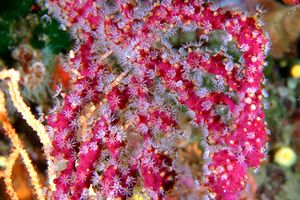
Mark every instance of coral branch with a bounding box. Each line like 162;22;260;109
0;69;51;150
3;148;20;200
0;69;55;192
0;91;45;200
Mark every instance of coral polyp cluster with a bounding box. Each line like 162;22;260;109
45;0;270;199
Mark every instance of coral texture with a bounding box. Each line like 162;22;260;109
46;0;270;199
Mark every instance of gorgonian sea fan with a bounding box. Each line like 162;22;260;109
46;0;270;199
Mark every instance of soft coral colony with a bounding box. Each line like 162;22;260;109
0;0;270;199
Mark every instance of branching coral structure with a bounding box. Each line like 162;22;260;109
0;0;270;200
0;69;53;200
46;0;270;199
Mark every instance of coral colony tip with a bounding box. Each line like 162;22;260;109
0;0;270;199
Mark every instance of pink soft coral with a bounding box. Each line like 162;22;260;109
47;0;270;199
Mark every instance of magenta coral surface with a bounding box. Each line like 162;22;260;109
46;0;270;199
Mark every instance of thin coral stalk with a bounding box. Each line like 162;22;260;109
0;69;55;192
0;91;45;200
0;69;51;150
3;148;20;200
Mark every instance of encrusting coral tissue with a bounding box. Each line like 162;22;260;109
0;0;271;199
